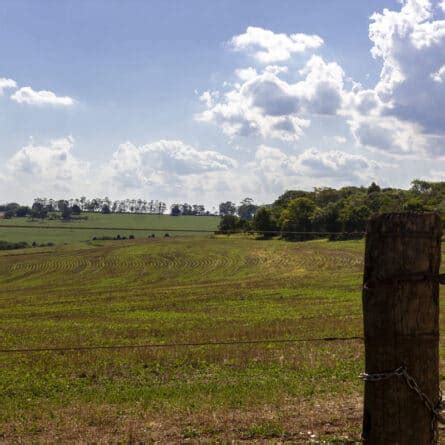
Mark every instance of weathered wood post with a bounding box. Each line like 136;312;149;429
362;212;442;444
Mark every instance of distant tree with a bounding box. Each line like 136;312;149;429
313;188;341;207
15;206;30;217
237;197;258;220
218;215;240;233
0;202;20;215
311;202;342;233
272;191;310;216
71;204;81;215
31;202;47;219
339;204;371;232
252;207;276;238
61;206;72;220
367;182;381;194
57;200;69;212
171;204;181;216
411;179;433;194
280;197;317;240
219;201;236;216
101;204;111;214
57;200;72;220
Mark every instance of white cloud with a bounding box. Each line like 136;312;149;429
298;55;345;115
431;64;445;81
297;148;380;180
440;1;445;12
351;0;445;156
0;78;17;95
230;26;323;63
103;140;238;191
320;0;445;158
253;145;379;185
3;137;91;200
1;138;239;204
197;56;346;141
235;67;258;81
11;86;75;106
198;3;445;157
8;137;85;177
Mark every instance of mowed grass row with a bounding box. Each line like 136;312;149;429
0;237;443;443
0;213;220;244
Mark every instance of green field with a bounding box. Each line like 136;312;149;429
0;213;220;245
0;235;444;443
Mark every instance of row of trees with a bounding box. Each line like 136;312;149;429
170;203;209;216
32;197;168;215
218;181;445;240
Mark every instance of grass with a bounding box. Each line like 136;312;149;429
0;235;442;443
0;212;220;244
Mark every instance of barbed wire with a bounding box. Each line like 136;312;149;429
0;335;364;355
0;223;365;236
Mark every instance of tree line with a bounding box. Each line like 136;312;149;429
0;197;171;220
218;180;445;240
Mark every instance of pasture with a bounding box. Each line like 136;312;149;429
0;236;444;443
0;213;220;245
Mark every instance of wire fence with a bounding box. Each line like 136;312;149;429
0;335;364;355
0;223;365;236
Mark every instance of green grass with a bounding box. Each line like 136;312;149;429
0;212;220;244
0;236;441;442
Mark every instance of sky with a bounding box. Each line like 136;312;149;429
1;0;445;208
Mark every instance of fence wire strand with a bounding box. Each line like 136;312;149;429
0;335;364;355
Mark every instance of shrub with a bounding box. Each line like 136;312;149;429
0;241;29;250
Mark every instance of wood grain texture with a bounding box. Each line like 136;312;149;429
362;213;442;444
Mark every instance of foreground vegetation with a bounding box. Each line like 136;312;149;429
0;236;444;443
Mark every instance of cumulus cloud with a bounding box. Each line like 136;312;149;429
197;55;346;141
3;137;91;200
103;140;238;191
230;26;323;63
347;0;445;156
11;86;75;106
8;137;85;176
1;138;239;204
253;145;379;185
0;78;17;95
198;3;445;158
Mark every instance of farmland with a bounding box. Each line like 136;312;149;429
0;213;220;245
0;234;444;443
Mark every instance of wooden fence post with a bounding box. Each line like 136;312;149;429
362;212;442;444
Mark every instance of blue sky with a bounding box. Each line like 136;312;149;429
1;0;444;206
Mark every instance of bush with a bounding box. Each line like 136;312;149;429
328;232;364;241
0;240;29;250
